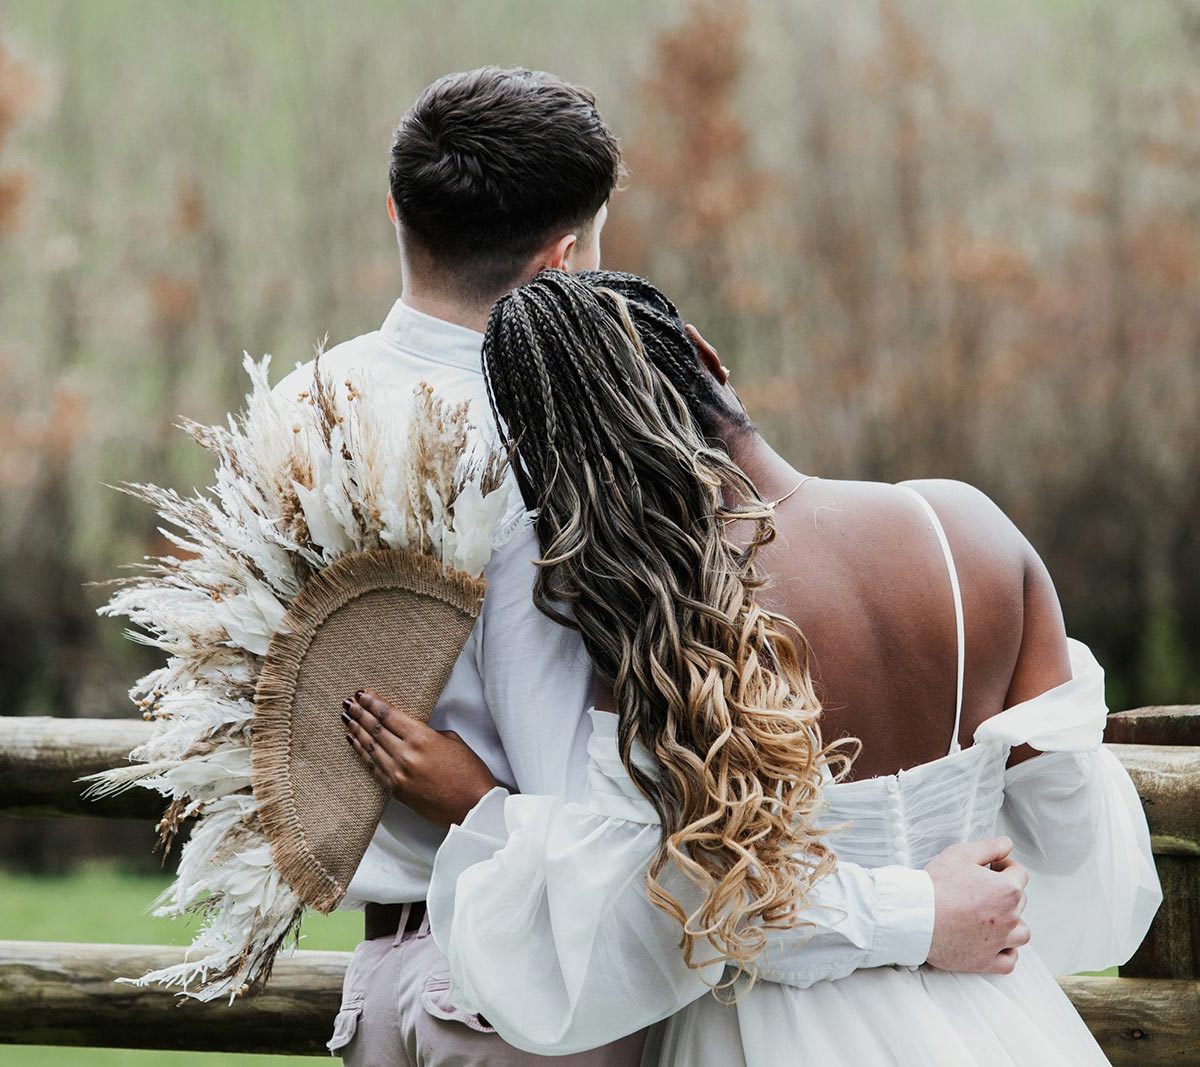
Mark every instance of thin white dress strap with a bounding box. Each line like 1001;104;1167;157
899;485;966;755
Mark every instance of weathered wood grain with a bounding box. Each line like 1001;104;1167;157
1106;707;1200;748
0;941;1195;1062
1109;744;1200;858
0;940;347;1055
1060;975;1200;1065
0;717;158;819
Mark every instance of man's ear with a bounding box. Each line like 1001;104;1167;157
541;232;578;271
386;192;398;226
685;324;730;385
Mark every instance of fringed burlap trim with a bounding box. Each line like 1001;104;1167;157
251;547;486;913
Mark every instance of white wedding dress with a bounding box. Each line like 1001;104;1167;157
429;488;1161;1065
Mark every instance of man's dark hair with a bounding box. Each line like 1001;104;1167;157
389;67;622;301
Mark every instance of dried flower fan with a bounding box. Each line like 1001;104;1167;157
83;353;515;1002
253;548;483;913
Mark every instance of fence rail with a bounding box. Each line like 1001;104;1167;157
0;717;156;818
3;717;1199;852
1109;743;1200;857
1106;706;1200;747
0;940;346;1056
0;940;1194;1064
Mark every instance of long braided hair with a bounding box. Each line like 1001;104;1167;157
482;269;836;986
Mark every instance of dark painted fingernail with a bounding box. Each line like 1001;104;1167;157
345;734;353;745
340;711;351;725
354;689;365;700
342;698;352;711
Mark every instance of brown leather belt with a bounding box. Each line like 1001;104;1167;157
364;900;427;941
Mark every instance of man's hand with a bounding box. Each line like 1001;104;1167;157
342;689;500;829
924;836;1031;974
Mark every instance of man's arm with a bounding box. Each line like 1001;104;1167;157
344;681;1029;981
413;784;1029;1055
344;680;1029;982
758;836;1028;987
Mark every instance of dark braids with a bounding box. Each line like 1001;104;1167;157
579;270;751;442
482;269;833;988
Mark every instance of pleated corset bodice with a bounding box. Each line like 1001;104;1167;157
817;739;1010;869
585;712;1011;871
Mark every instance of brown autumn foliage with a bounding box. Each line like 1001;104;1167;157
0;39;44;477
605;0;1200;708
607;0;774;326
0;38;38;233
0;0;1197;753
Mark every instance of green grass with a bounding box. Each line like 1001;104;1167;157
0;863;363;1064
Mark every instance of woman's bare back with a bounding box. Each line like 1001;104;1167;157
755;477;1070;779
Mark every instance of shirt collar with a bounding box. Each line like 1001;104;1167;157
380;298;485;373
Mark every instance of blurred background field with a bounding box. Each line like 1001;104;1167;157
0;0;1196;1057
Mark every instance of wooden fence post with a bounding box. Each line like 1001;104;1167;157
1107;707;1200;981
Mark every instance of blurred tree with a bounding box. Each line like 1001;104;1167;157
0;0;1198;786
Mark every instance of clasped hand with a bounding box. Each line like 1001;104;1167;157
925;836;1031;974
342;689;501;829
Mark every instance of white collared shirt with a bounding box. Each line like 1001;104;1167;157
274;299;595;905
272;297;936;1008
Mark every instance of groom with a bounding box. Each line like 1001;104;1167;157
275;67;1030;1065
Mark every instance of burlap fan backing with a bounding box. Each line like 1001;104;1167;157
251;548;485;914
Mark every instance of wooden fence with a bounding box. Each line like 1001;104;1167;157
0;709;1197;1062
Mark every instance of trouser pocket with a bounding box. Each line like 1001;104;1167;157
420;973;497;1035
326;938;381;1057
326;995;365;1054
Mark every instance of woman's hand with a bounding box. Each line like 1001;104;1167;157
342;689;500;829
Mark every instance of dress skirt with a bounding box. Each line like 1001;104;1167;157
646;950;1108;1066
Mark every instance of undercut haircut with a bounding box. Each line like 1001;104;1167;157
389;67;623;302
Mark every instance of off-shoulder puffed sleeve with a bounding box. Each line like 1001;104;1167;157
427;786;720;1055
978;639;1162;975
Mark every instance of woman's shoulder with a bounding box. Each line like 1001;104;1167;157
897;478;1017;536
776;476;1031;658
897;476;1030;620
798;477;1029;574
894;479;1073;734
820;476;1030;676
892;479;1030;580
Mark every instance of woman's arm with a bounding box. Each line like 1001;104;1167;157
975;538;1161;974
1000;744;1160;974
1003;533;1073;767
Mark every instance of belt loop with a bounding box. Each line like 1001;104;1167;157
391;901;413;947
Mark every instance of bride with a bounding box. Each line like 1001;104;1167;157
348;269;1160;1064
